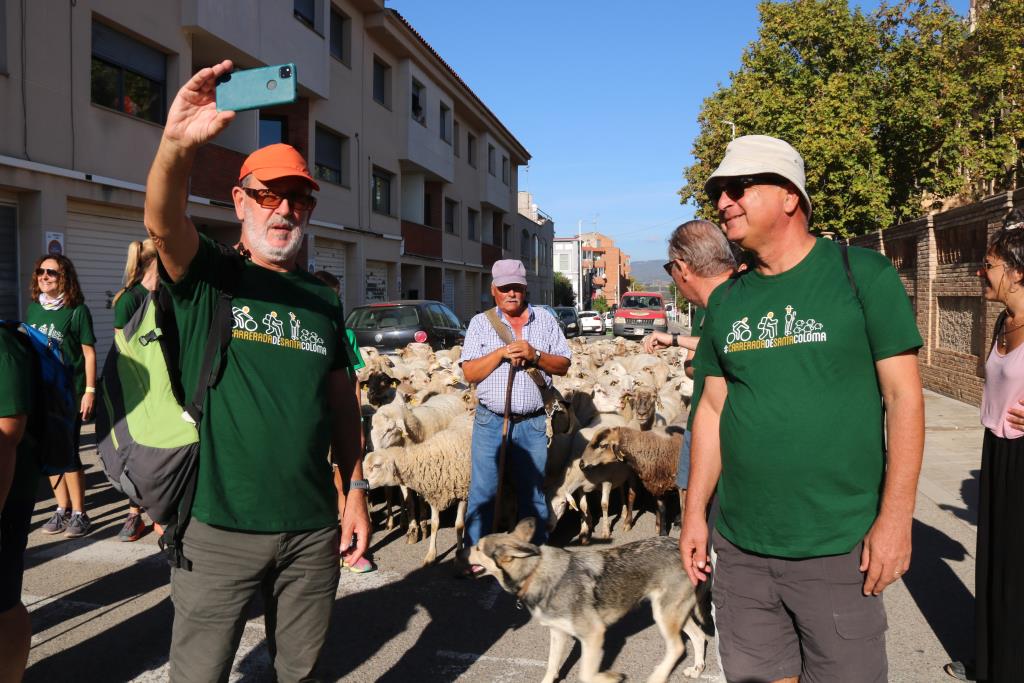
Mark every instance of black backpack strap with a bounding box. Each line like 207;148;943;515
163;245;246;570
839;244;863;311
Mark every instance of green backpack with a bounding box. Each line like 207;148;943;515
97;254;239;569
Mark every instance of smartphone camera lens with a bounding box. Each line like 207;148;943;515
279;66;292;79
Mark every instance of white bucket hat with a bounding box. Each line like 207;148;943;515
705;135;812;219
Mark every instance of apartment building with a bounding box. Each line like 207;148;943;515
553;232;630;310
516;191;554;306
0;0;552;365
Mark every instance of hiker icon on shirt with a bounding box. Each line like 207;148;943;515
289;312;301;340
233;306;258;332
263;311;285;339
758;311;778;340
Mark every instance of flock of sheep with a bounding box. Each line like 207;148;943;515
358;337;695;565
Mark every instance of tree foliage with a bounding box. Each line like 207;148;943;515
680;0;1024;236
592;296;610;314
553;272;576;307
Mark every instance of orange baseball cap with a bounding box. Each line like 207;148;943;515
238;143;320;191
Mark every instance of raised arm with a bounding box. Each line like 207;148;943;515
145;60;236;282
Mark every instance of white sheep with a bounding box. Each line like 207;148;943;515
363;415;473;565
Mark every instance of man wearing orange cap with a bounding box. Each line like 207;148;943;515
144;60;368;682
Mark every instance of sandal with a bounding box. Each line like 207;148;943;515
342;555;376;574
943;661;977;681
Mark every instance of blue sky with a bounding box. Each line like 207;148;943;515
394;1;970;261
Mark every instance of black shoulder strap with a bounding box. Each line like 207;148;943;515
165;244;246;570
839;244;862;311
184;247;245;424
993;309;1009;348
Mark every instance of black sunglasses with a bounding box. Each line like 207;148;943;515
662;260;678;277
241;187;317;212
35;268;61;278
707;174;790;204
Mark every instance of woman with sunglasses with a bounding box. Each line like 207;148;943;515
947;208;1024;682
25;254;97;538
111;239;159;542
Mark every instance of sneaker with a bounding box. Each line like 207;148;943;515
64;512;91;538
118;513;145;542
41;509;70;535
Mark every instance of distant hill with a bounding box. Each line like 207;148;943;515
629;260;672;288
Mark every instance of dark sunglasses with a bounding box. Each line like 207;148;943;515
662;260;678;277
241;187;317;212
707;174;790;204
35;268;61;278
496;283;526;293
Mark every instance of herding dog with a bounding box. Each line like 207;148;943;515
468;518;711;683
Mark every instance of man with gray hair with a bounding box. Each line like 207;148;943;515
643;220;736;502
458;260;571;575
680;135;924;682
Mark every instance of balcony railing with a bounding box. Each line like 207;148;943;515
402;220;442;260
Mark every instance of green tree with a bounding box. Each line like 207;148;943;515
679;0;1022;235
592;296;610;314
553;272;576;307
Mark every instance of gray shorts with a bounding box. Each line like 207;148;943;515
711;528;887;683
170;520;340;683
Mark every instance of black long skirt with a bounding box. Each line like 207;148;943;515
976;429;1024;681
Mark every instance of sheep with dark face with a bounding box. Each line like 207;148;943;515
581;426;683;536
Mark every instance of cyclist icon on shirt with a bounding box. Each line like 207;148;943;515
233;306;258;331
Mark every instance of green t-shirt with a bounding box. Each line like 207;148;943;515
113;283;147;328
345;328;365;373
694;239;922;558
26;302;96;397
686;307;706;433
0;327;39;502
162;235;350;532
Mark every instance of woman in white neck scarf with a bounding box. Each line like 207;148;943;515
25;254;97;539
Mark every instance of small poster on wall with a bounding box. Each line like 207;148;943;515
365;262;388;303
45;231;65;255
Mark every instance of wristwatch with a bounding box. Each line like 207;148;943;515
346;479;370;493
533;349;542;366
671;333;679;347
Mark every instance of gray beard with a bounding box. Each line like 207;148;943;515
242;206;304;264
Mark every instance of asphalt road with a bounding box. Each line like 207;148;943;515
19;344;976;682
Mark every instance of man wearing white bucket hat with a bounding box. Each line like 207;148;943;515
679;135;925;682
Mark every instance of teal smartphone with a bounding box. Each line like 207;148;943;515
216;64;297;112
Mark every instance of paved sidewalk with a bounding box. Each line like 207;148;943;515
918;389;982;532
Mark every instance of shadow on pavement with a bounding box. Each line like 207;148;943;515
903;518;974;661
939;469;980;528
24;559;173;682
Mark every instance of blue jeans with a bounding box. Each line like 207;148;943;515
465;406;549;546
676;429;692;489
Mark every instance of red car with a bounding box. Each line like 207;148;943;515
612;292;668;339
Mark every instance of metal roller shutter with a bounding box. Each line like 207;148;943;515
314;238;347;294
66;203;147;369
0;205;18;320
443;271;455;312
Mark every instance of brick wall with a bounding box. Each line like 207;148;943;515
848;189;1024;406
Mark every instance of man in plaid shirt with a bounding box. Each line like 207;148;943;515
459;260;570;574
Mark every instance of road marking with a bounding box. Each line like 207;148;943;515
436;649;547;668
27;537;164;565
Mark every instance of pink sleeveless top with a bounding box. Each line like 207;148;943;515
982;339;1024;439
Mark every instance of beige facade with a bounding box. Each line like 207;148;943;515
0;0;553;363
